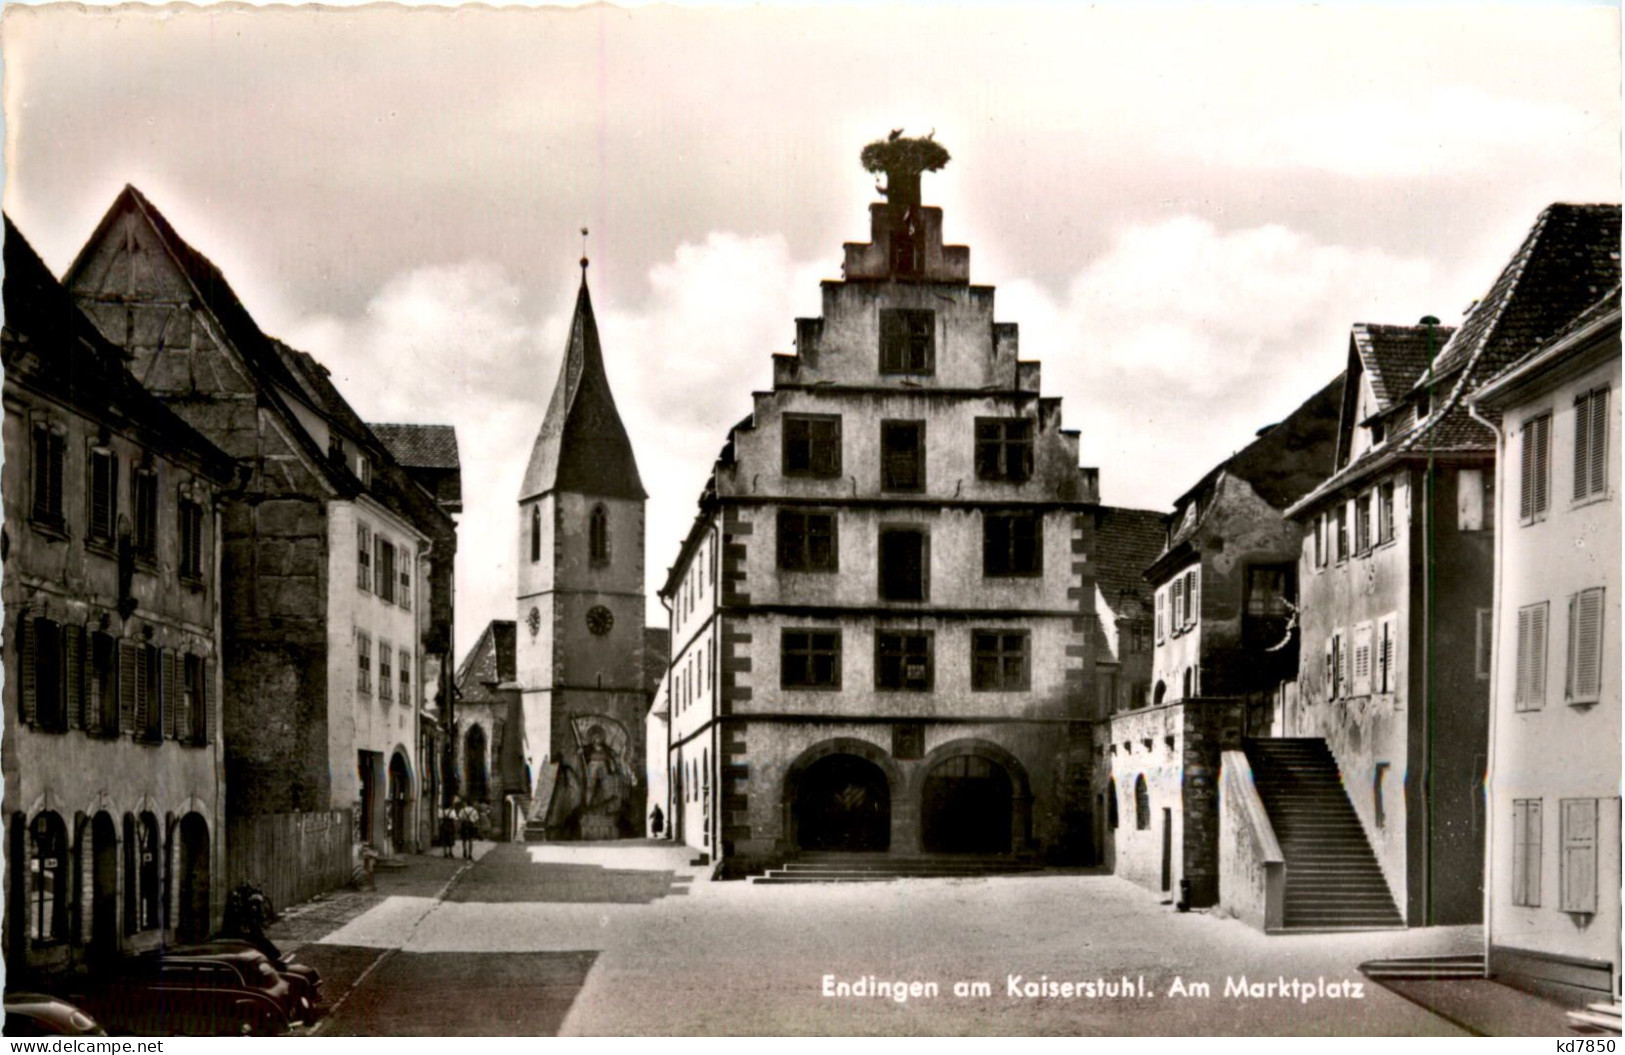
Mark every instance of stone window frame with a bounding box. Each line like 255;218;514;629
780;628;842;690
970;628;1030;692
975;417;1035;483
874;628;933;692
782;414;842;479
86;440;120;550
879;419;927;493
378;639;394;703
878;308;936;376
776;509;839;573
982;510;1043;578
30;416;68;536
131;458;160;563
878;523;930;602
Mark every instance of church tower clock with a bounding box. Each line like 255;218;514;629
516;257;647;840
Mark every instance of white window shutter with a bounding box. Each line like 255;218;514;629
1188;569;1200;628
1588;389;1608;498
1574;393;1594;501
1353;622;1372;696
1155;590;1166;642
1534;415;1551;515
1568;588;1604;703
1560;799;1597;913
1530;602;1548;705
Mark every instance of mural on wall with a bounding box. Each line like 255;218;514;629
565;714;636;839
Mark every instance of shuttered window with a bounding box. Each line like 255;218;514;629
119;641;138;733
1185;569;1200;629
89;448;118;544
1155;590;1166;643
1352;622;1372;696
1377;614;1396;694
1573;387;1609;502
1520;412;1552;522
1560;798;1599;914
1566;587;1605;704
1378;481;1396;544
1335;503;1349;562
89;632;119;736
32;424;65;526
376;538;396;603
1475;608;1493;680
1514;602;1549;711
357;523;373;592
1511;798;1542;907
1170;578;1185;635
179;497;205;580
63;625;84;731
132;467;158;559
164;650;181;739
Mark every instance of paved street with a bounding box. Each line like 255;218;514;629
272;841;1482;1036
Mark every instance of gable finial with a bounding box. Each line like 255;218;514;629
580;227;590;273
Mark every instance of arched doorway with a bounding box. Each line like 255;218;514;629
90;813;118;960
921;755;1013;853
465;725;489;803
176;814;209;943
793;754;890;852
388;753;412;853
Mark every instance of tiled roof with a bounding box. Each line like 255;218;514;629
643;627;671;695
1093;507;1166;620
1163;373;1344;555
1423;204;1621;391
371;423;461;470
455;620;518;706
3;216;237;483
1352;322;1454;413
70;186;315;424
520;278;645;502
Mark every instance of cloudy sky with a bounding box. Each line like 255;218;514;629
4;2;1617;656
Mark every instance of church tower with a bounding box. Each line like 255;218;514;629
517;261;647;839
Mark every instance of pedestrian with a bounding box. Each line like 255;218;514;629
458;800;479;860
439;799;458;858
650;804;664;837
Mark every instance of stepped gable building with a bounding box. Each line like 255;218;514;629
516;264;651;841
657;138;1102;875
63;187;458;882
2;219;237;975
1282;203;1621;929
1100;376;1342;907
1471;284;1621;1005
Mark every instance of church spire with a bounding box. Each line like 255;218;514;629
518;265;645;502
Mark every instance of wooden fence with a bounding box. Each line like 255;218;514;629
226;810;354;912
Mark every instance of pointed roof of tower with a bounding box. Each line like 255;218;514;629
520;272;645;502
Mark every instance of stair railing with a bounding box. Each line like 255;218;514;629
1219;749;1285;932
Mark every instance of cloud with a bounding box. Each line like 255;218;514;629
996;216;1433;510
287;215;1435;659
1176;87;1610;179
284;233;828;658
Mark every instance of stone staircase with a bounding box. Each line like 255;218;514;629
1569;1002;1623;1035
752;851;1043;884
1245;738;1404;931
1360;954;1486;981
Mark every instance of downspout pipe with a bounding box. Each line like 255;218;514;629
1466;391;1503;979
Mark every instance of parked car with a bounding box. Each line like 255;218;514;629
3;993;106;1036
76;946;298;1036
171;939;320;1020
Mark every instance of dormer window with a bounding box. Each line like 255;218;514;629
879;309;935;375
1416;391;1431;421
355;453;372;487
1370;420;1386;447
